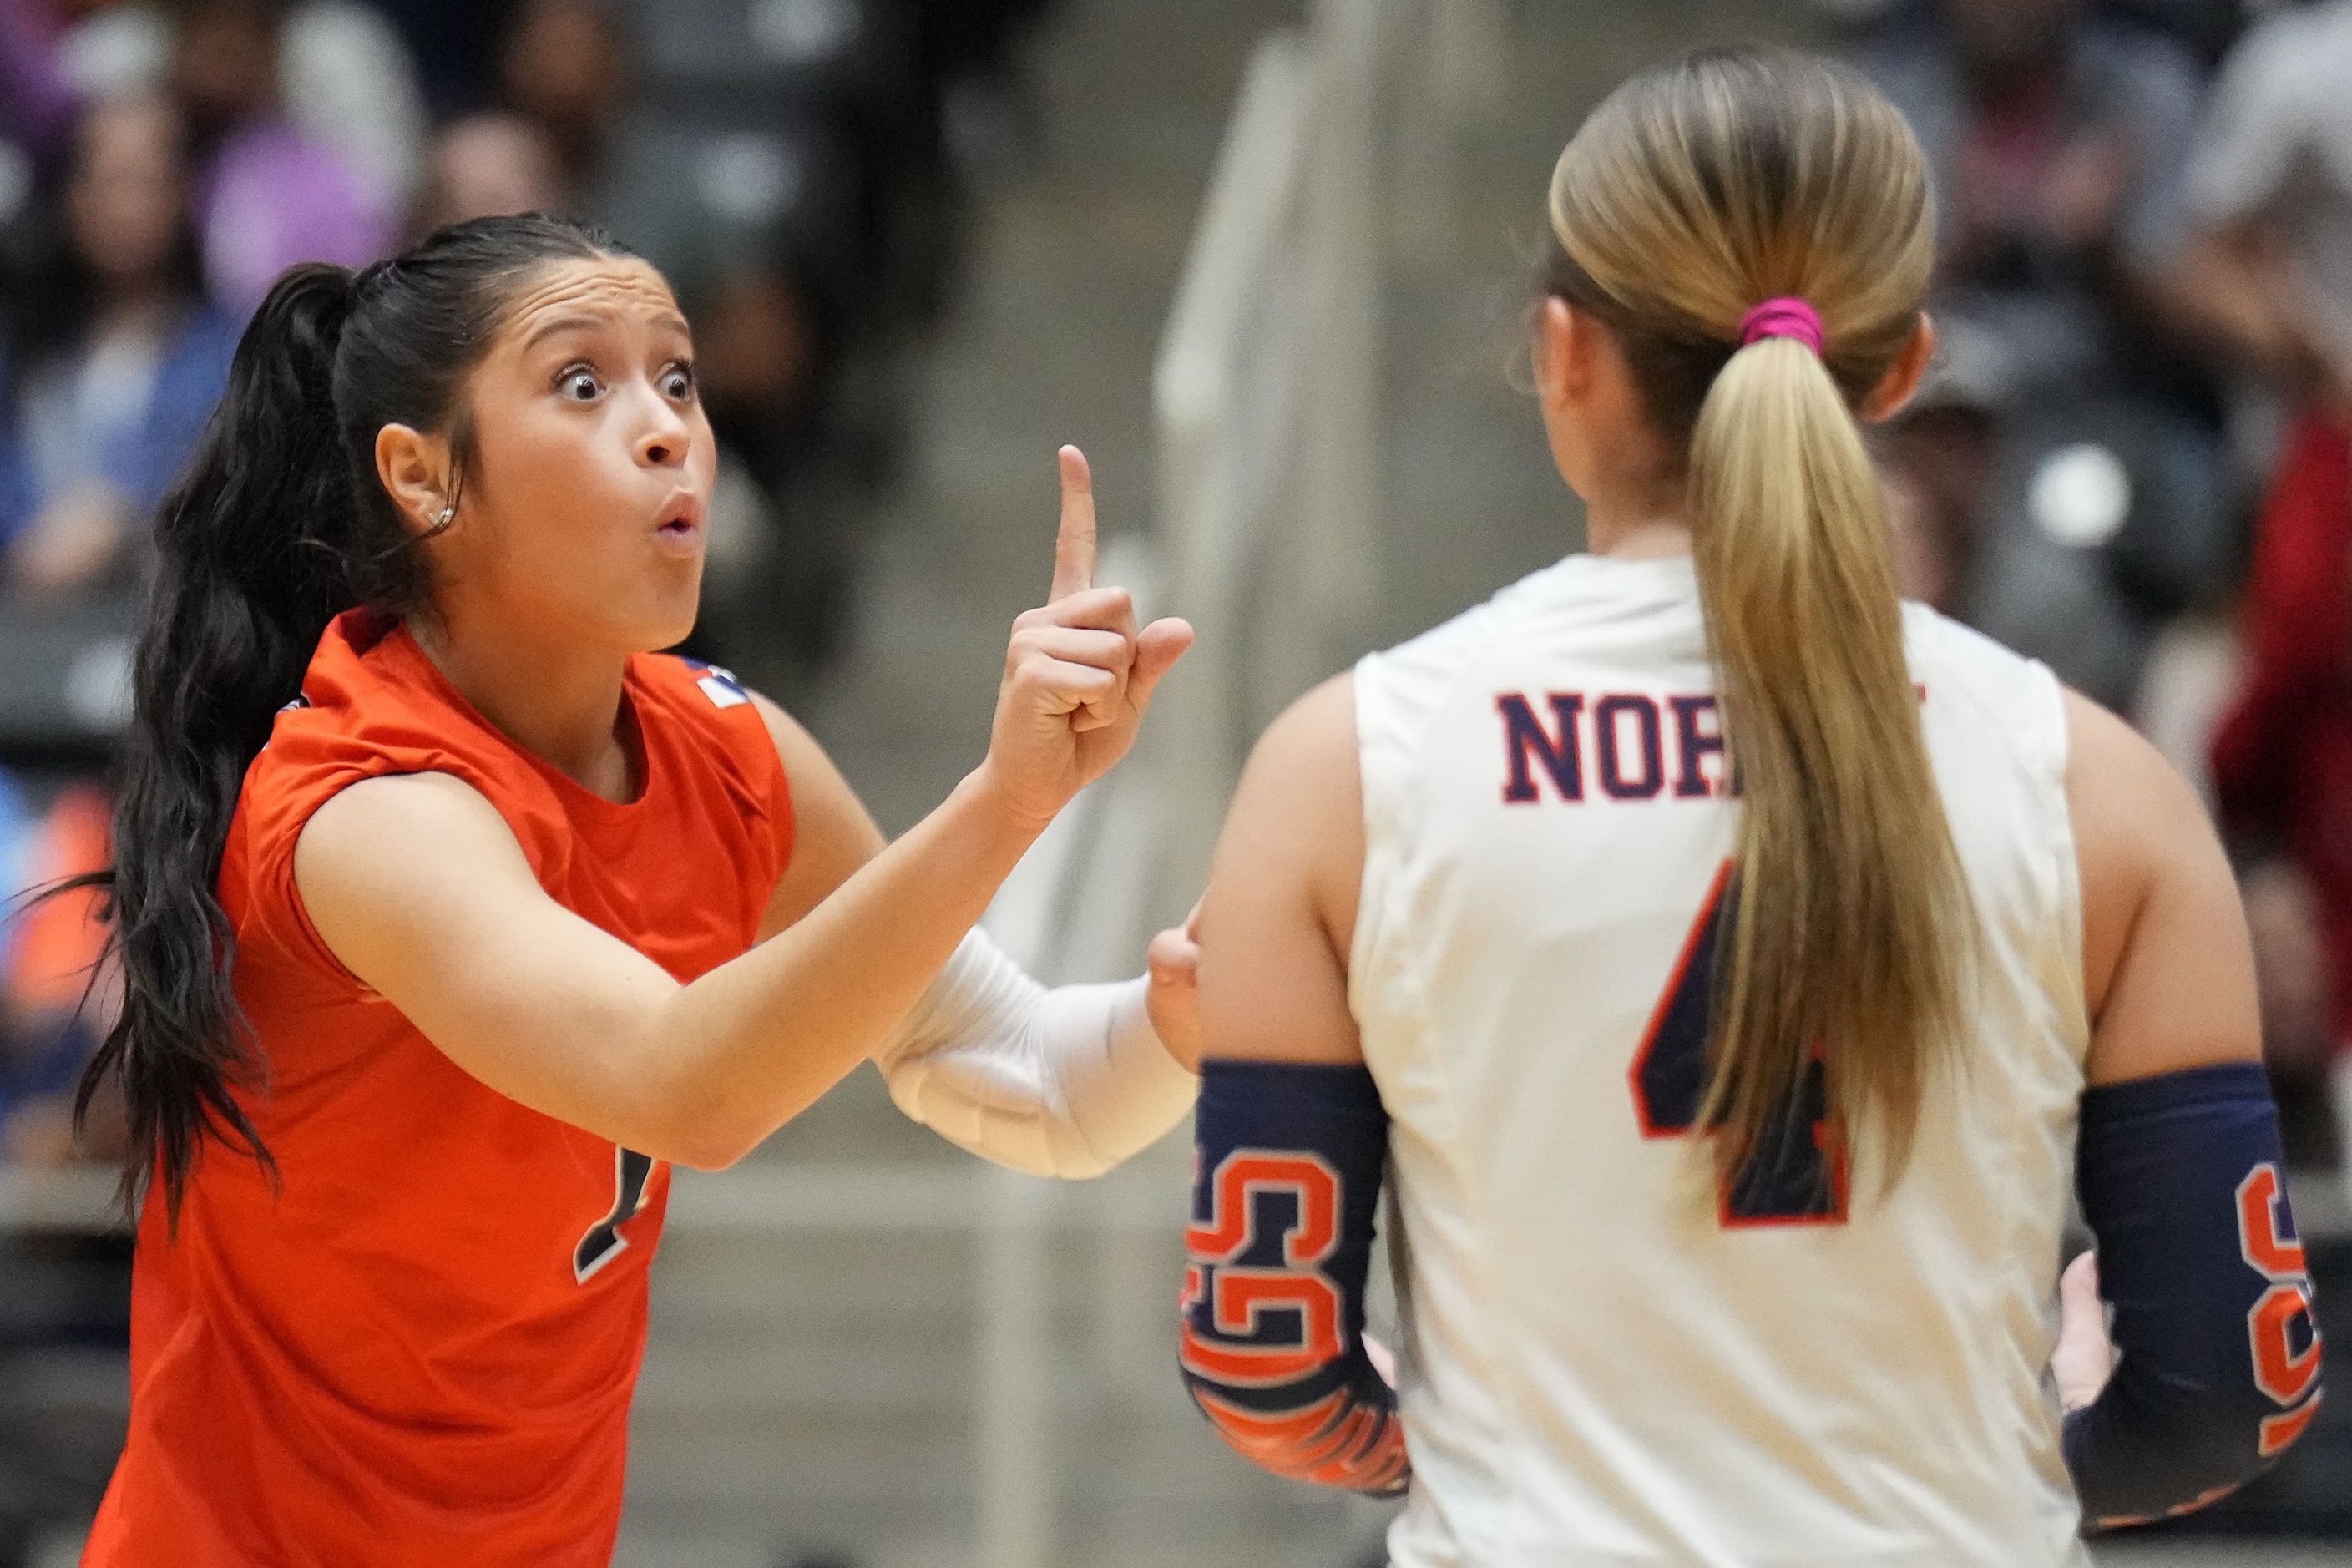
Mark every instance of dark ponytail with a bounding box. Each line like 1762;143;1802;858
76;215;626;1223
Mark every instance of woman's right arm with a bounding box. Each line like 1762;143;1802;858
294;453;1190;1171
2061;690;2322;1526
751;693;1201;1180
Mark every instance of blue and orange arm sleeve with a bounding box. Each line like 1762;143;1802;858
2068;1061;2324;1527
1180;1060;1409;1497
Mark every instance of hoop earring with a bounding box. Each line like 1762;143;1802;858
436;503;455;527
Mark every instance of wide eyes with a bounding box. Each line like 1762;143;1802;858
552;363;695;403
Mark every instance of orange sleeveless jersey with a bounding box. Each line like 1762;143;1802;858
83;611;794;1567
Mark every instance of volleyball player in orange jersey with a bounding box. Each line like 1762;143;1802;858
70;214;1197;1565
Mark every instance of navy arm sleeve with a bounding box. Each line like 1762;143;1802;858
2067;1061;2324;1527
1180;1060;1409;1497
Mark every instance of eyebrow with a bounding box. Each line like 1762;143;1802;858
520;312;695;352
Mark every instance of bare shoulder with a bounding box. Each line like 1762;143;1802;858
299;771;519;867
1244;672;1359;783
747;690;884;938
292;771;547;996
296;771;535;908
2063;689;2210;963
1222;673;1363;951
1196;675;1367;1065
748;690;872;817
1231;672;1362;857
2062;687;2207;841
749;690;822;770
2061;687;2262;1080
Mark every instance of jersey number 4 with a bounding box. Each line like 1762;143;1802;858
1629;862;1848;1227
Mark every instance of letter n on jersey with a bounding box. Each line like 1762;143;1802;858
1499;691;1728;803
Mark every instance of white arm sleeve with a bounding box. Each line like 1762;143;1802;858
872;929;1200;1179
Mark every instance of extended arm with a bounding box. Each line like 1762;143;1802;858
2172;221;2352;402
2063;692;2324;1525
756;695;1197;1180
874;930;1196;1178
301;759;1034;1171
298;451;1192;1171
1179;675;1408;1495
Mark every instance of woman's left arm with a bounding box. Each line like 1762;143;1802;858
1180;674;1409;1496
750;693;1200;1178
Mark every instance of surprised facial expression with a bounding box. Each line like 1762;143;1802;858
439;256;717;655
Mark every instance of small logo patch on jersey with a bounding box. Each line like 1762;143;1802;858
692;664;751;710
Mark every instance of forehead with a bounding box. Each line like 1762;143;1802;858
497;256;686;347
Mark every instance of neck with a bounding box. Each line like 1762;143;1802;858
406;609;637;802
1580;472;1693;560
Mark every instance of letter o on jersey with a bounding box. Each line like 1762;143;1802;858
1595;695;1664;800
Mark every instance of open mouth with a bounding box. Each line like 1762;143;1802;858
657;515;696;539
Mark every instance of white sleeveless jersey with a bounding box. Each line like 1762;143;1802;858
1351;554;2092;1567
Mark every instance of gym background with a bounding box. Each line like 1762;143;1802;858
0;0;2345;1563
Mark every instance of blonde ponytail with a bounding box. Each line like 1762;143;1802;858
1690;332;1970;1190
1546;47;1970;1192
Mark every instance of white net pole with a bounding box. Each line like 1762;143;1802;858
1151;29;1320;924
1301;0;1383;662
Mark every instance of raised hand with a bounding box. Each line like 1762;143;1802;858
977;447;1192;832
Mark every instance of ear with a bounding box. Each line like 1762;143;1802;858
1859;313;1938;424
1535;296;1591;412
374;422;456;534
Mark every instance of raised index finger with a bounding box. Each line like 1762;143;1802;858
1050;445;1096;604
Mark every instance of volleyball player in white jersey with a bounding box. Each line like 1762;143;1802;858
1166;47;2323;1564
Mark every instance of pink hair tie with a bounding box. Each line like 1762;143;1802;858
1737;296;1824;357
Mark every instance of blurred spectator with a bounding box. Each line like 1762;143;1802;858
2242;860;2347;1171
409;114;566;240
0;784;118;1169
369;0;522;119
1874;328;2003;614
2183;0;2352;1189
53;0;426;223
0;778;126;1568
499;0;863;667
170;0;396;312
499;0;857;374
0;3;76;172
2096;0;2245;70
497;0;619;202
1852;0;2203;397
2205;417;2352;1044
1851;0;2236;711
2173;0;2352;419
0;94;233;602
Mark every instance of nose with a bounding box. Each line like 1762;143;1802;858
635;389;691;471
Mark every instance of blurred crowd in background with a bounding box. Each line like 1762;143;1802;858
1;0;2351;1554
1837;0;2352;1175
0;0;1060;1149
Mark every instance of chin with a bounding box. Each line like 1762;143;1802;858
599;600;700;657
630;579;705;655
640;610;701;655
